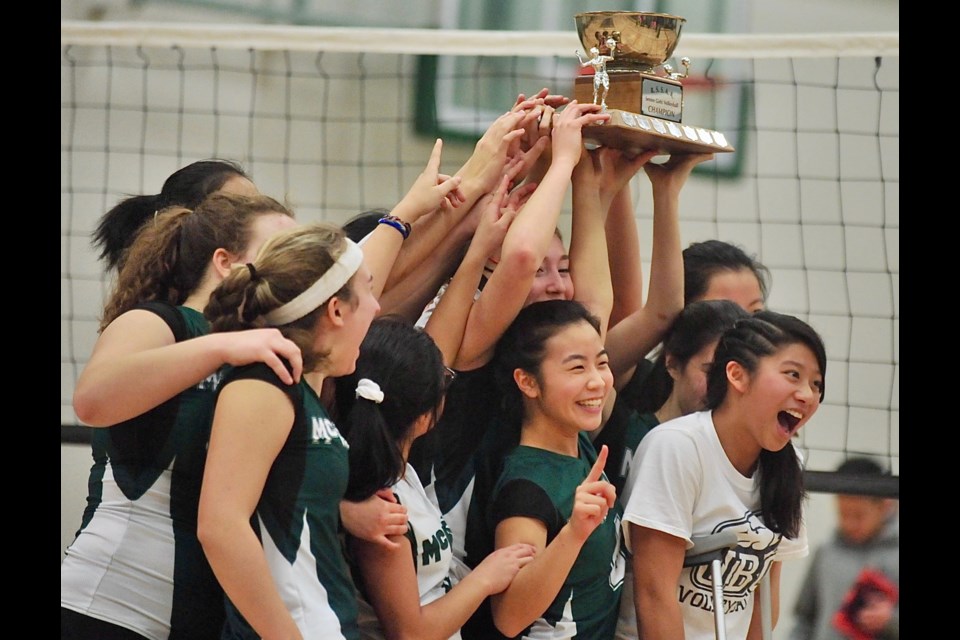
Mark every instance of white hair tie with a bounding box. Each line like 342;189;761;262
355;378;384;404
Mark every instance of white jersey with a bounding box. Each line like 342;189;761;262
357;463;465;640
615;410;807;640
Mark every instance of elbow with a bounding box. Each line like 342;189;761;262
72;387;107;427
649;302;682;344
499;244;541;278
195;517;214;552
492;608;530;639
494;619;526;639
657;296;684;327
196;509;227;556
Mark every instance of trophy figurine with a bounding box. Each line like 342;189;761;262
573;11;735;155
576;37;617;109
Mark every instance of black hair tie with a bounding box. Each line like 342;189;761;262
246;263;259;281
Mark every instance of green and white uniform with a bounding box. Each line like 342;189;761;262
354;463;465;640
481;433;626;639
219;363;360;640
61;303;225;640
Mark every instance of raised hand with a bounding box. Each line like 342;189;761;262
643;151;715;197
569;445;617;543
396;138;465;223
470;173;521;261
594;147;660;209
513;87;569;111
550;101;610;169
457;109;534;199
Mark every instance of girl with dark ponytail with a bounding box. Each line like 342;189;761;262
336;316;535;640
63;192;300;640
92;159;257;272
619;310;827;639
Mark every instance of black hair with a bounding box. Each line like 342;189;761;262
683;239;771;306
342;208;391;244
635;300;751;414
493;299;602;438
92;159;251;271
706;310;827;538
336;315;446;501
837;457;887;476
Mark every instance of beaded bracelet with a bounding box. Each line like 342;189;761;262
378;215;411;240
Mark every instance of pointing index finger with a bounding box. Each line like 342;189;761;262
585;444;608;484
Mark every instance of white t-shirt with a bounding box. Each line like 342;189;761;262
615;410;807;640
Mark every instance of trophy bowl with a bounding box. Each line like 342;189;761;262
575;11;685;73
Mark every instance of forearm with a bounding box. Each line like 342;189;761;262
635;586;684;639
570;182;613;337
384;208;467;291
360;223;406;299
605;186;644;327
499;159;574;261
413;571;497;640
378;232;468;324
424;243;487;366
643;181;684;323
492;525;580;637
74;333;232;427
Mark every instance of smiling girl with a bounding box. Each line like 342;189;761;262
480;299;623;639
618;310;827;640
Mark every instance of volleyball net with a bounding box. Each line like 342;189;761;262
60;22;899;492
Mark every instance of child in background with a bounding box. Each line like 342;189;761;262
789;458;899;640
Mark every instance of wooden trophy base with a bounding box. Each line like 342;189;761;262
573;74;735;155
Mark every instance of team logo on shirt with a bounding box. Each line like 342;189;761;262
197;370;224;391
421;519;453;567
310;416;348;447
681;510;780;614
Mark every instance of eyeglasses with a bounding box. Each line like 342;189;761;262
443;366;457;391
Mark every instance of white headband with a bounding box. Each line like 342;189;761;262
264;239;364;326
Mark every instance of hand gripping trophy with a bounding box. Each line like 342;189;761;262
576;37;617;109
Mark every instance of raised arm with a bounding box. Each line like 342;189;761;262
569;147;658;339
380;205;466;294
374;110;533;323
376;216;472;324
424;171;529;366
455;101;610;370
605;152;714;390
512;88;569;187
361;138;464;299
454;106;540;213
